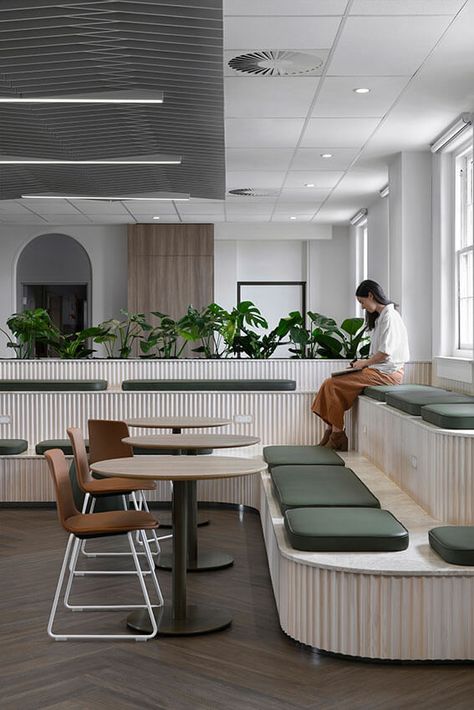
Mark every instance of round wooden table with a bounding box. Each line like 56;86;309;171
126;417;231;528
123;434;260;571
91;455;266;636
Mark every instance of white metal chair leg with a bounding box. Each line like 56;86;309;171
48;532;160;641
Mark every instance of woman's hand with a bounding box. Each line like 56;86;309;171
350;359;367;370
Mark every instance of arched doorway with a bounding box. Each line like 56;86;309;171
17;234;92;354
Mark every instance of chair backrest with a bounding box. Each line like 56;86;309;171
67;427;92;491
44;449;79;529
88;419;133;464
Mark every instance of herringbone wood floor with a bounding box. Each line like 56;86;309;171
1;507;474;710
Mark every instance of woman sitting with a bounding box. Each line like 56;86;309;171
311;279;409;451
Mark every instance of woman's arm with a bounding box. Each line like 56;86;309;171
351;351;387;370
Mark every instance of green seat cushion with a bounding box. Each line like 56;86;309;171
429;527;474;565
421;404;474;430
132;447;212;456
0;379;107;392
284;507;409;552
271;465;380;513
36;439;89;455
385;389;474;416
263;445;344;468
363;384;434;402
122;379;296;392
0;438;28;455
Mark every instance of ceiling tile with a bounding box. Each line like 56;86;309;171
0;200;37;215
271;213;314;222
225;77;319;118
350;0;465;15
133;216;181;224
226;215;272;222
17;199;81;215
283;171;344;189
328;16;452;76
312;76;410;118
44;214;93;225
301;118;379;147
226;148;294;172
71;200;130;215
273;203;320;214
331;169;388;196
292;148;360;171
179;215;225;223
226;172;286;190
124;202;178;215
280;188;331;202
177;202;225;215
224;16;341;49
226;119;305;148
224;0;348;16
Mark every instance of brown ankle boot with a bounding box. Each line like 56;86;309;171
318;429;332;447
325;431;348;451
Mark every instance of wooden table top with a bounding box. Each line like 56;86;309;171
90;455;266;481
122;434;260;449
125;417;231;429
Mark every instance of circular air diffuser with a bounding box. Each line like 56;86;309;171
228;188;279;197
228;50;324;77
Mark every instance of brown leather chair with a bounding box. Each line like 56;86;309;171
45;448;163;641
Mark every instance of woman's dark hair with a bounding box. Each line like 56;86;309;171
355;279;393;330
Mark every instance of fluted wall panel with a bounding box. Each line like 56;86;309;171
0;359;431;391
359;397;474;523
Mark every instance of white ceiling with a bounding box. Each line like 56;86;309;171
0;0;473;227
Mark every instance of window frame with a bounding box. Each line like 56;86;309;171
453;143;474;356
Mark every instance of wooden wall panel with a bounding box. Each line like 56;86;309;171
128;224;214;319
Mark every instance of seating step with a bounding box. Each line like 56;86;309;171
422;403;474;429
122;379;296;391
386;390;474;416
0;438;28;455
263;445;344;468
363;383;434;402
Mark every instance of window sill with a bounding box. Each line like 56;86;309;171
434;356;474;384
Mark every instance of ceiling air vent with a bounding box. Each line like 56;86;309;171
228;50;324;77
228;188;279;197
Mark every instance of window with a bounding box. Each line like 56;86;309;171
455;146;474;353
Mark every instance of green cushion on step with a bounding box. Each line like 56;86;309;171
0;380;107;391
263;445;344;468
36;439;89;455
421;404;474;430
271;465;380;513
122;379;296;391
284;507;409;552
132;447;213;456
0;438;28;455
363;384;434;402
429;527;474;565
386;390;474;416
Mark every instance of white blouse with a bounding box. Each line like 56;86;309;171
368;304;409;374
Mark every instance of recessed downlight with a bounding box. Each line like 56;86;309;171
153;216;161;219
321;153;333;158
304;183;315;188
353;87;370;94
290;216;297;220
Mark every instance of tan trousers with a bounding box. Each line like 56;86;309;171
311;367;404;430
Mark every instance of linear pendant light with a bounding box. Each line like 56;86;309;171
21;192;190;201
431;113;472;153
350;208;368;226
0;154;181;165
0;90;164;104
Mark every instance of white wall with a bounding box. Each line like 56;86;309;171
307;226;352;324
367;196;390;290
0;225;127;357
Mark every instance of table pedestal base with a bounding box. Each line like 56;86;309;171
156;550;234;572
157;513;210;529
127;604;232;636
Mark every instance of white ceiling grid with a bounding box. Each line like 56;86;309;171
0;0;472;226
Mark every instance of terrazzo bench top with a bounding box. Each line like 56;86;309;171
122;379;297;391
0;380;107;391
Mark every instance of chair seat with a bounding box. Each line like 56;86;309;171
65;510;158;538
362;384;434;402
385;390;474;416
0;438;28;455
421;403;474;429
284;507;409;552
271;465;380;513
84;476;156;496
429;527;474;565
36;439;89;455
263;445;344;468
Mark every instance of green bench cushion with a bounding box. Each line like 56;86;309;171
122;379;296;392
284;507;409;552
132;447;212;456
421;404;474;430
363;384;434;402
385;390;474;416
0;438;28;455
0;380;107;392
36;439;89;455
263;445;344;468
271;465;380;513
429;527;474;565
